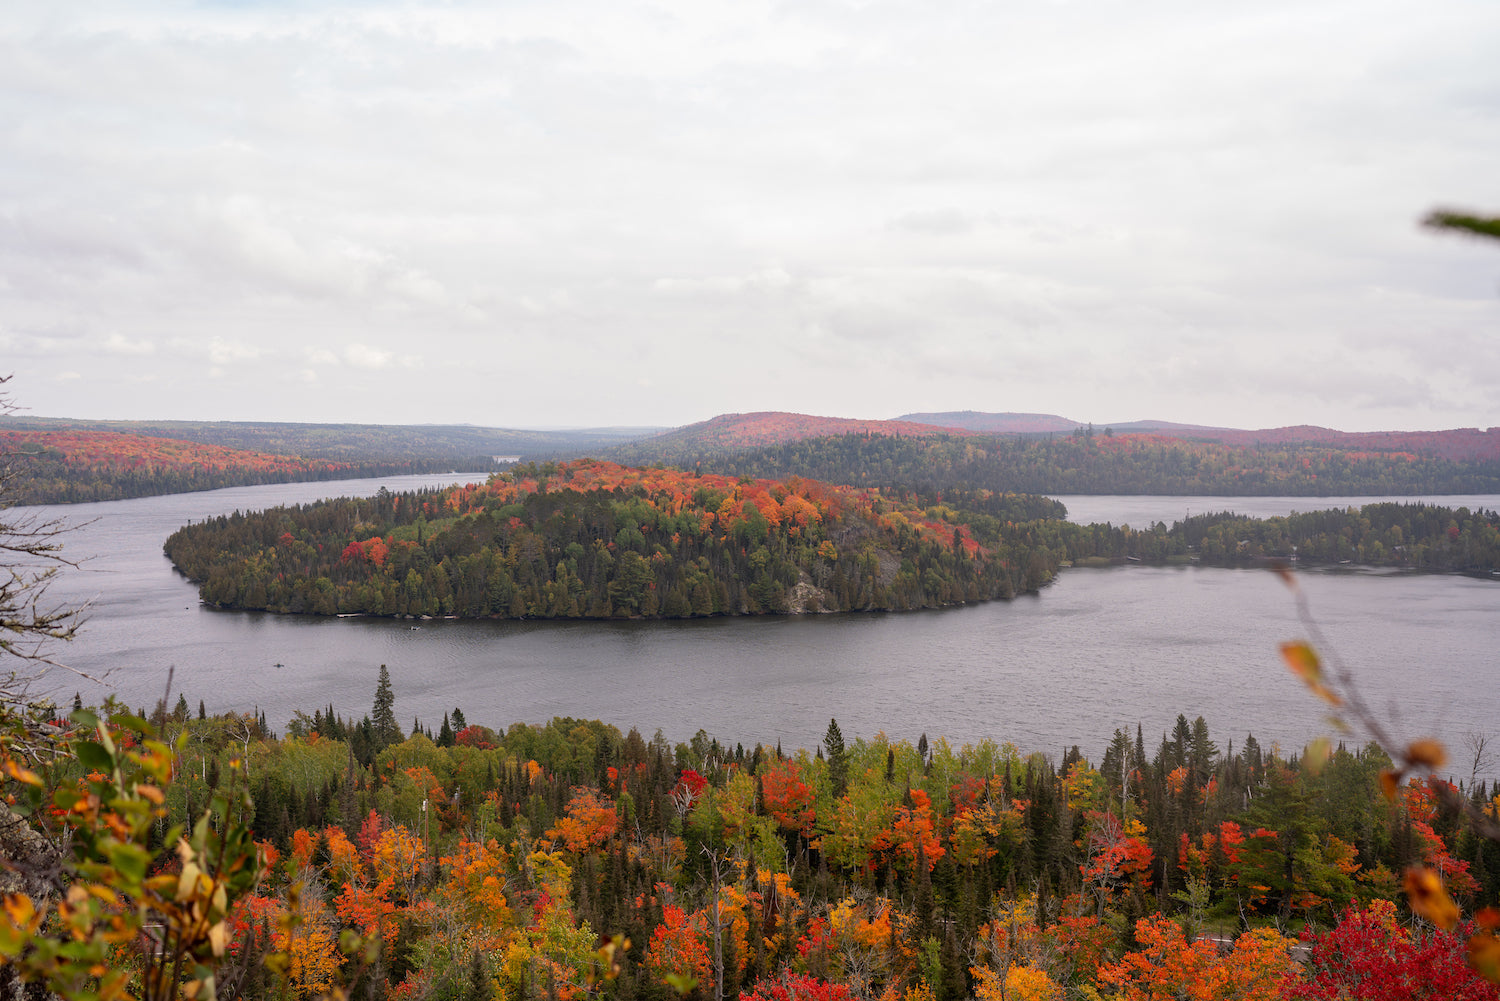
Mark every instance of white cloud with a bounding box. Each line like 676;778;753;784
102;333;155;355
344;344;393;370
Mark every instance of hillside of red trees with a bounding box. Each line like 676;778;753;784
0;428;476;503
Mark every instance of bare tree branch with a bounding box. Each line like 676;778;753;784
0;375;95;692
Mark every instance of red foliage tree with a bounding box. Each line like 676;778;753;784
1284;900;1500;1001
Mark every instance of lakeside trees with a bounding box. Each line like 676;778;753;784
10;687;1498;1000
610;431;1500;498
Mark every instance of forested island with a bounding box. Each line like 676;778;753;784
164;460;1066;618
162;459;1500;619
8;684;1497;1000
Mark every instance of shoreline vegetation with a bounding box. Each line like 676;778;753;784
19;686;1498;1000
163;459;1500;620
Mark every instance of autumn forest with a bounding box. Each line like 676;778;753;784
3;410;1500;1000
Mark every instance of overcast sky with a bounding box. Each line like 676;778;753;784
2;1;1498;432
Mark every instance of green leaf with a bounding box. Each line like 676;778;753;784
115;713;153;737
664;973;699;995
111;843;153;887
74;741;113;772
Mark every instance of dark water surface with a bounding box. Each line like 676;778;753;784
15;479;1500;763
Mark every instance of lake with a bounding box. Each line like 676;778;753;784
12;477;1500;767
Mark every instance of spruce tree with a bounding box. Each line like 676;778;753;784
371;664;400;749
824;718;848;798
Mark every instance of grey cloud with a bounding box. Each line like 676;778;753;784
0;1;1495;428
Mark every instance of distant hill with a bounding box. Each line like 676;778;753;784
1163;425;1500;461
4;416;665;463
613;411;966;462
895;411;1079;434
896;412;1500;461
0;427;452;504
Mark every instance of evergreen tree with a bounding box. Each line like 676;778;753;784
371;664;401;749
824;718;848;798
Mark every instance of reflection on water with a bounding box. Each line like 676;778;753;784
16;482;1500;765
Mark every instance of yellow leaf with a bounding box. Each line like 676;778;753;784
1304;737;1332;776
177;862;202;903
208;920;228;957
1280;641;1343;706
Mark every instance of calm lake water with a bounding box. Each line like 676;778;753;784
14;478;1500;766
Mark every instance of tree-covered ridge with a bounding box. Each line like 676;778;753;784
0;428;482;505
163;460;1070;618
613;431;1500;497
3;415;659;465
626;413;969;455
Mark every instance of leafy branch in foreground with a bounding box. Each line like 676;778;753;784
0;706;268;999
1276;563;1500;983
1425;209;1500;243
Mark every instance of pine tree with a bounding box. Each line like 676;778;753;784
371;664;400;749
824;718;848;798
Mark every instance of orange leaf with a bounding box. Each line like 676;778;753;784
1468;931;1500;985
1404;866;1460;931
1405;739;1448;770
1379;770;1401;802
